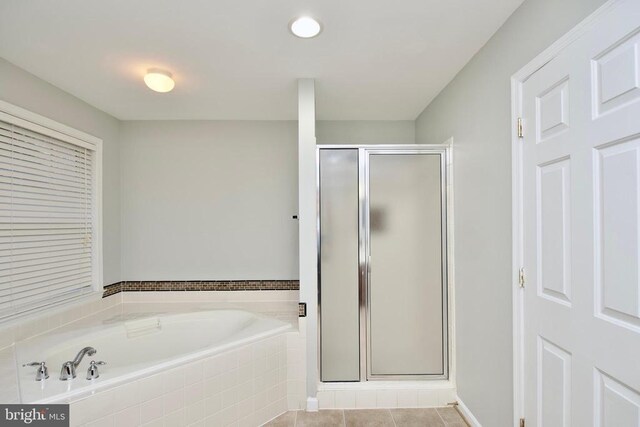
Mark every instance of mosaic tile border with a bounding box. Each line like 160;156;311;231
102;280;299;298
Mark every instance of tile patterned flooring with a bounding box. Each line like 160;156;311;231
264;407;469;427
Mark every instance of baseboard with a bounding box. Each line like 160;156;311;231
306;397;319;412
456;395;482;427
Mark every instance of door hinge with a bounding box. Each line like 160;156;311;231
520;417;525;427
518;267;525;288
517;117;524;138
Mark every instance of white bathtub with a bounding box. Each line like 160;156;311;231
16;309;292;404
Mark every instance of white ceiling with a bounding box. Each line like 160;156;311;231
0;0;523;120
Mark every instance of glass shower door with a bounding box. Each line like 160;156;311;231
366;152;446;378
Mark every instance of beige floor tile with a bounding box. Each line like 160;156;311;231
436;407;466;425
296;410;344;427
264;410;297;427
344;409;394;427
389;408;445;427
266;406;464;427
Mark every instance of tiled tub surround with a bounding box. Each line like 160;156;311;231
17;310;292;403
114;289;308;415
112;290;310;415
69;333;290;427
0;290;303;426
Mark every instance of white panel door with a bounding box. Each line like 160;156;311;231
522;1;640;425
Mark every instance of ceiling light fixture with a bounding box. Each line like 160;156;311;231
144;69;175;93
290;16;322;38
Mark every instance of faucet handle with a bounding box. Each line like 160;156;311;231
86;360;106;380
23;362;49;381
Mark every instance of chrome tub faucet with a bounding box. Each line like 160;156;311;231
60;347;96;380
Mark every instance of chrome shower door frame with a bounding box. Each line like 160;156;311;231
317;144;449;382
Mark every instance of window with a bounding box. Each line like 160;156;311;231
0;103;101;321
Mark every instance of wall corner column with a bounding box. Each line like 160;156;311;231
297;78;319;410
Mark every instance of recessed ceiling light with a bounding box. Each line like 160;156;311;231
290;17;322;38
144;69;175;93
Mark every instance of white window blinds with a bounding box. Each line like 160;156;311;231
0;119;96;320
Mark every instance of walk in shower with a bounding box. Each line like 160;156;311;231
318;145;448;382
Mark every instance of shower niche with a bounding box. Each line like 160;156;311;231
318;145;448;382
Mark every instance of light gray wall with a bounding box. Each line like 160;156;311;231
0;57;122;285
414;0;607;425
317;120;415;145
120;120;414;281
120;120;299;280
